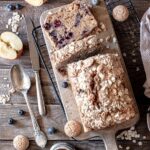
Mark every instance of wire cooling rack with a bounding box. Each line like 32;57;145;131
32;0;142;109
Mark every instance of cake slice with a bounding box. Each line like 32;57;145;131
68;54;136;131
43;0;98;51
50;34;103;69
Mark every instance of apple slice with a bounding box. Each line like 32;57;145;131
0;40;17;60
1;32;23;51
25;0;47;6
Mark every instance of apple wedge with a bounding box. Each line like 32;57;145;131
0;40;17;60
0;32;23;60
25;0;47;6
1;32;23;51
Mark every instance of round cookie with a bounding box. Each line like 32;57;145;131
112;5;129;22
13;135;29;150
64;120;82;137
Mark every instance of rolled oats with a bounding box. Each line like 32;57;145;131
68;54;136;130
51;34;102;68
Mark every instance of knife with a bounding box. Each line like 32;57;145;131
25;16;46;116
147;106;150;131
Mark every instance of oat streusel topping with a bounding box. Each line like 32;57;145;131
68;54;135;130
50;34;102;68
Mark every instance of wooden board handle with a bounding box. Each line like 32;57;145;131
102;134;118;150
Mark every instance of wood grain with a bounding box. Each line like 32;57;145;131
0;0;149;150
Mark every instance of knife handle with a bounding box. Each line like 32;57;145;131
35;71;46;116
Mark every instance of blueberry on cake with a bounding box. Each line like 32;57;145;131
67;54;136;131
43;0;98;50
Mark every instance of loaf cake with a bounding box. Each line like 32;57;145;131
68;54;136;131
43;0;98;50
50;34;103;68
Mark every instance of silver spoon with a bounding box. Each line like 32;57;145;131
10;64;47;148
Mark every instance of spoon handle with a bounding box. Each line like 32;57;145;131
22;92;41;133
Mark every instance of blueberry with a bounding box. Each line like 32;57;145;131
62;81;68;88
91;0;99;5
48;127;57;134
54;20;61;28
18;109;25;116
43;23;51;30
8;118;15;125
6;4;15;11
15;4;24;10
68;32;73;37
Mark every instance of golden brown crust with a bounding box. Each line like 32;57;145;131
68;54;136;130
50;34;102;68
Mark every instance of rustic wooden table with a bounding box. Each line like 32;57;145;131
0;0;150;150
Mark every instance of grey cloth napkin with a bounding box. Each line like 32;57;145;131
140;8;150;98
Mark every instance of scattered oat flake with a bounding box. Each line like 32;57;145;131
132;139;136;143
6;12;23;34
126;146;130;150
99;38;104;43
113;37;117;43
132;59;136;63
138;141;143;146
123;53;127;57
143;136;146;139
119;145;123;149
106;36;111;42
136;67;140;72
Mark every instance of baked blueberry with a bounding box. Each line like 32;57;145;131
15;4;24;10
6;4;16;11
75;13;82;26
91;0;99;5
8;118;15;125
62;81;68;88
43;23;51;30
54;20;61;28
48;127;57;134
18;109;25;116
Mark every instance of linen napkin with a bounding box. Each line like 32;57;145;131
140;8;150;98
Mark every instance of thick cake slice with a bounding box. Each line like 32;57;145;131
68;54;136;131
50;34;103;69
43;0;98;50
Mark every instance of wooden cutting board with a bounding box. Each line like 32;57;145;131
40;1;140;150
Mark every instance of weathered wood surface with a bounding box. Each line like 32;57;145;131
0;0;149;150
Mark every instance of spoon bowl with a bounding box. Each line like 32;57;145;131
10;65;31;92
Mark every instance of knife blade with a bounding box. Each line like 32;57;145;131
26;16;40;71
25;16;46;116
